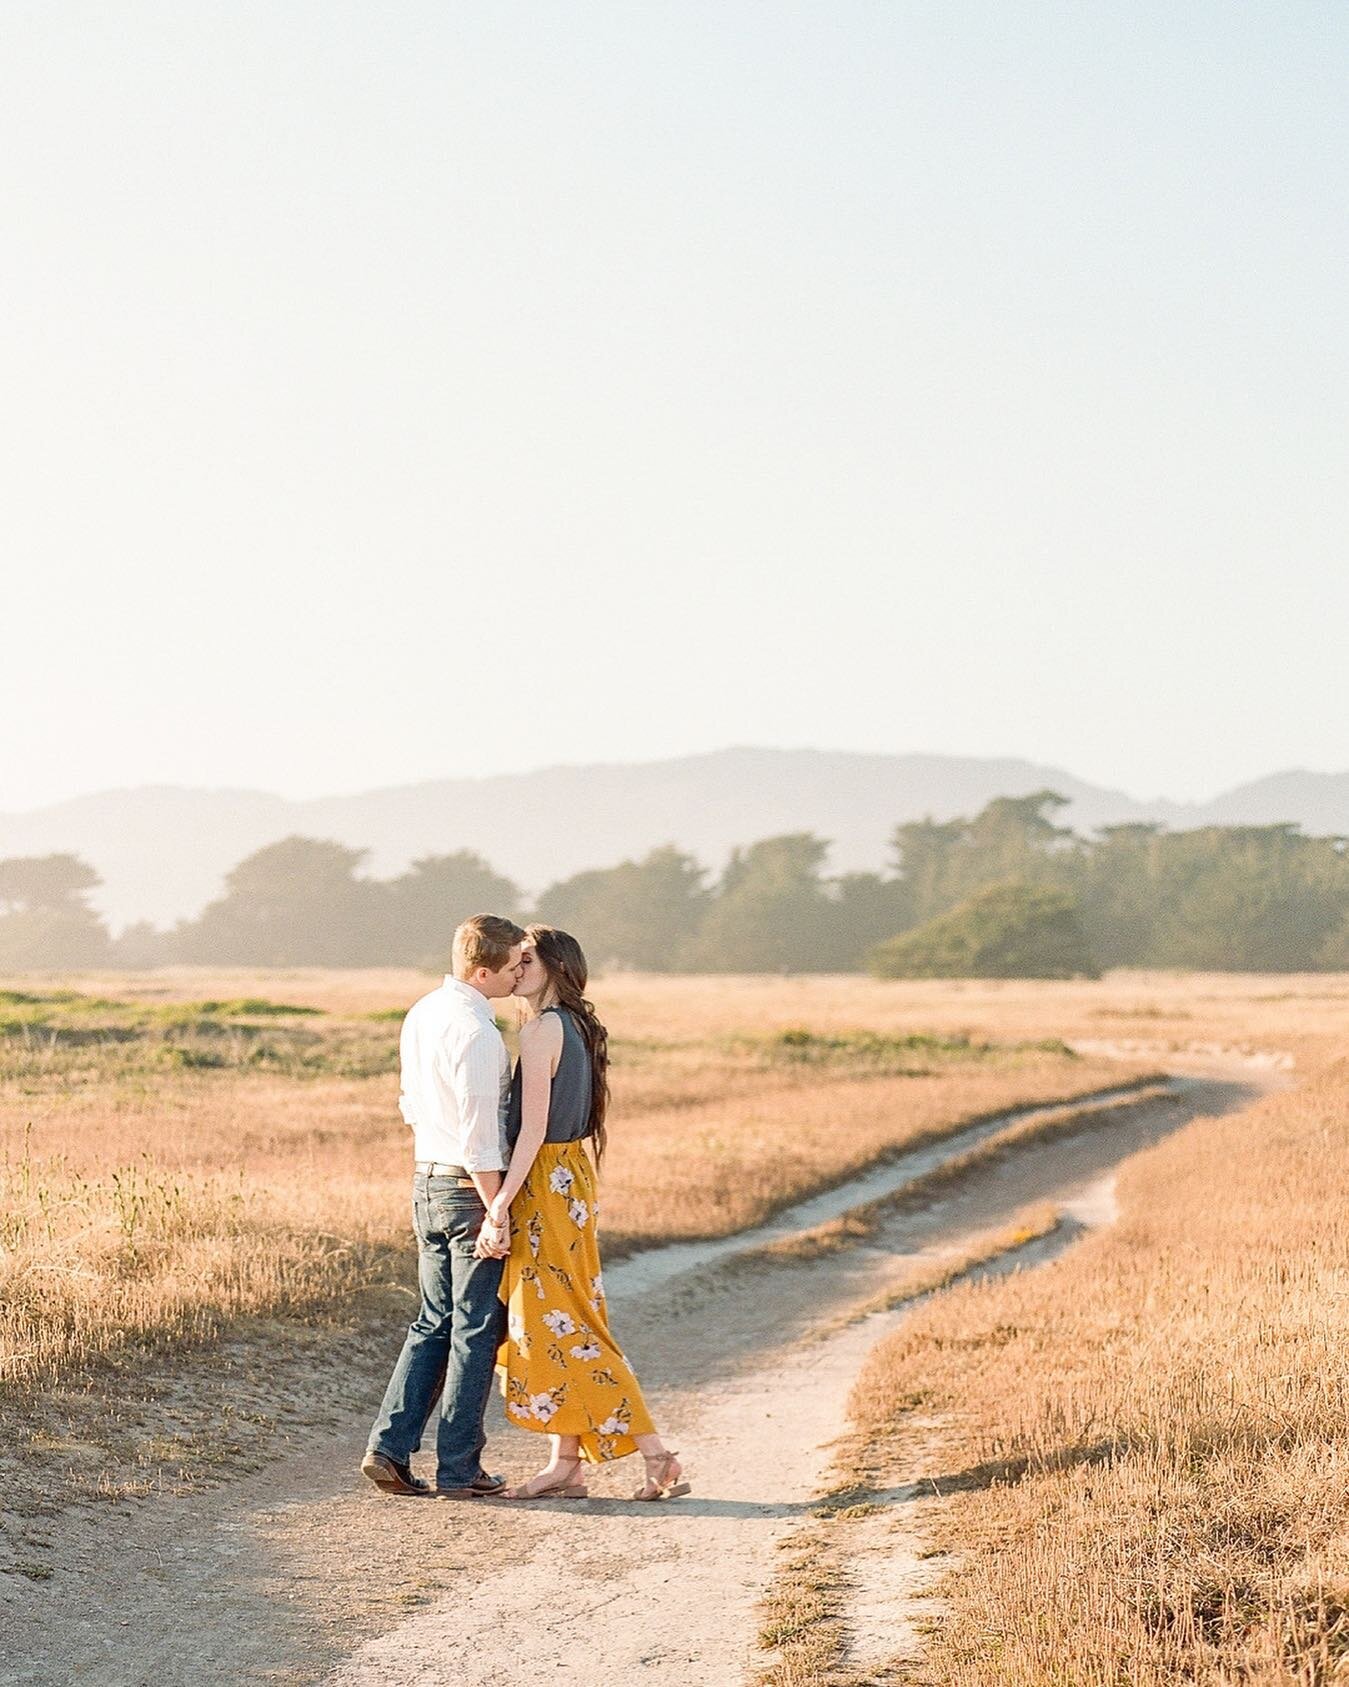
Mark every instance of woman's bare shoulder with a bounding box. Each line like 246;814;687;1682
520;1011;564;1049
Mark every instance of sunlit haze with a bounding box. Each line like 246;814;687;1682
3;1;1345;813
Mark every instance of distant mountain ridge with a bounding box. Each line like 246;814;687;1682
2;749;1345;933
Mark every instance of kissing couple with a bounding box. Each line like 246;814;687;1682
360;914;688;1503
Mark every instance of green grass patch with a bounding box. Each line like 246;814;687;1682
205;997;322;1017
155;998;323;1019
0;992;323;1028
160;1047;229;1070
0;989;121;1013
0;991;392;1084
753;1027;1077;1066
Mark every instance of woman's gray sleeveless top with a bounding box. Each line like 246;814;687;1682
505;1005;594;1151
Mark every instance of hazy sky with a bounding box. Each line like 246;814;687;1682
3;1;1345;814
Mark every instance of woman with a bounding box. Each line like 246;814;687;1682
478;924;688;1502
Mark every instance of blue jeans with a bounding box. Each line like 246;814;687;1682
367;1175;505;1488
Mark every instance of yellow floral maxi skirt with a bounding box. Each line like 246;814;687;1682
496;1140;654;1463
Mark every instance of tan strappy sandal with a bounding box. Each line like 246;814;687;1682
634;1450;690;1501
492;1456;589;1501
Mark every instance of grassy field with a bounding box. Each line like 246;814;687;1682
0;967;1142;1397
842;978;1349;1684
7;964;1346;1676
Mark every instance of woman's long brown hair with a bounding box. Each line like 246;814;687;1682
525;923;610;1169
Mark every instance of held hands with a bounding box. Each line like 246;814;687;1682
475;1206;511;1260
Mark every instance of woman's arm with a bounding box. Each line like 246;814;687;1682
487;1012;562;1225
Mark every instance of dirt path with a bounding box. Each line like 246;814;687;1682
4;1063;1271;1686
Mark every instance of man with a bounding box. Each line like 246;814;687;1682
361;912;525;1499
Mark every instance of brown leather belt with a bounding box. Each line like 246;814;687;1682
416;1161;475;1186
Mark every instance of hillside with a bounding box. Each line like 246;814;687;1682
1;749;1344;931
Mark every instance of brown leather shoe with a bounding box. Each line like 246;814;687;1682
433;1473;508;1500
360;1451;432;1497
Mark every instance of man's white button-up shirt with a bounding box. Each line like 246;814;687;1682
397;977;510;1173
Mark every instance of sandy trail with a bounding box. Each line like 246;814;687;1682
329;1297;907;1687
4;1063;1267;1687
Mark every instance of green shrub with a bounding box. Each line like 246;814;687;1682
868;879;1098;980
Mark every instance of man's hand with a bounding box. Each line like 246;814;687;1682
475;1214;511;1260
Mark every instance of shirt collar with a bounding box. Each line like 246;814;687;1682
443;976;497;1022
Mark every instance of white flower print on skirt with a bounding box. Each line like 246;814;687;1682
496;1140;656;1463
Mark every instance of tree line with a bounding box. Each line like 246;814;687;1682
0;791;1344;975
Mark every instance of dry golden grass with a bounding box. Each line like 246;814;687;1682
1;967;1138;1397
848;1026;1349;1681
808;1202;1063;1333
752;1194;1072;1687
6;964;1346;1667
587;969;1348;1068
756;1202;1067;1686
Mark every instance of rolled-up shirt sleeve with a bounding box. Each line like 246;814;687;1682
445;1027;507;1172
397;1019;419;1125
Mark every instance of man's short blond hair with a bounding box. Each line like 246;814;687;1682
452;913;526;978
